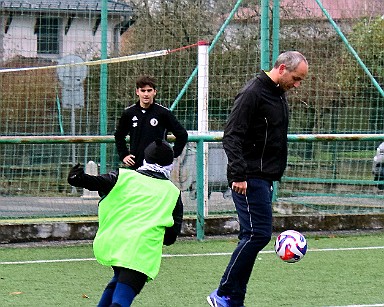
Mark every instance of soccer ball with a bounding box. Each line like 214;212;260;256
274;230;307;263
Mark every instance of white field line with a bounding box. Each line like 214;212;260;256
0;246;383;265
326;305;384;307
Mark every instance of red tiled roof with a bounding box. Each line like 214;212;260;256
228;0;383;21
280;0;383;19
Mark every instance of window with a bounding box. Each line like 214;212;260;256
36;17;60;55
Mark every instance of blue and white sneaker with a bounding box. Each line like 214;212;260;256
207;289;230;307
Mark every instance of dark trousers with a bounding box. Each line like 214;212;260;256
218;178;273;307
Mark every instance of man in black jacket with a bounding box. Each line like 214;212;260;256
114;75;188;169
207;51;308;307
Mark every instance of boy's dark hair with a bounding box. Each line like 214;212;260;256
136;75;156;89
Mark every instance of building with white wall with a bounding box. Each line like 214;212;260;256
0;0;136;62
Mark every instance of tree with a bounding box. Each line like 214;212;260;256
337;17;384;132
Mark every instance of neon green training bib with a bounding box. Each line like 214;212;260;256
93;168;180;280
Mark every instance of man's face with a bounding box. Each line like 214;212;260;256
136;85;157;108
278;61;308;91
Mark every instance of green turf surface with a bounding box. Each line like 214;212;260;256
0;233;383;306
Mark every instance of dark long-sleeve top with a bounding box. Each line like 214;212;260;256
68;168;183;245
223;70;289;185
114;101;188;168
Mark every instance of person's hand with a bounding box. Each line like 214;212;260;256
68;163;84;184
231;181;247;195
123;154;135;166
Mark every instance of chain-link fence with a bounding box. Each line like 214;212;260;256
0;0;383;218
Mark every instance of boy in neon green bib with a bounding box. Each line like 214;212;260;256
68;139;183;307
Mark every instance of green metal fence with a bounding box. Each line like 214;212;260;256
0;0;383;226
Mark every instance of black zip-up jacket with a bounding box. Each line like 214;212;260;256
114;101;188;169
223;71;289;185
67;165;183;246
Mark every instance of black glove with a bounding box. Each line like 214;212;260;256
68;163;84;185
163;227;177;246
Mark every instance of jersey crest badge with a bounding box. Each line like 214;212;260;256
150;118;158;126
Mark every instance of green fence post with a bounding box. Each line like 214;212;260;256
261;0;280;201
99;0;108;174
272;0;280;63
196;139;205;241
260;0;270;70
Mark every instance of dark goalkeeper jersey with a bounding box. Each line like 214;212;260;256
114;101;188;169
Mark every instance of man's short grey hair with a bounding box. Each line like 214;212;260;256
273;51;308;71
